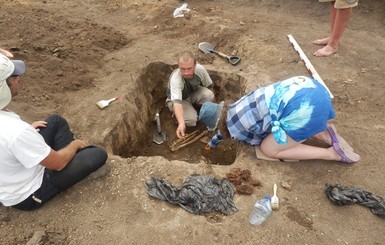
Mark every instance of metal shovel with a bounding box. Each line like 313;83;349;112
153;113;166;144
198;42;241;66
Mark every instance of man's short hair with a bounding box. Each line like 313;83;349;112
178;51;196;65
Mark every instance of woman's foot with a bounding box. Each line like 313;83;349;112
314;45;338;57
326;125;359;163
312;37;330;45
327;125;353;152
331;144;360;163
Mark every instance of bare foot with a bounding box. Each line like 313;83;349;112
313;45;338;57
312;37;330;46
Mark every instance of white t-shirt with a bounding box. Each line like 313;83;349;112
167;63;213;103
0;111;51;206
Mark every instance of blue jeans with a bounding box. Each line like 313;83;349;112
12;115;107;211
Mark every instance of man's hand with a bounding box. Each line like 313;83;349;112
72;139;87;150
176;122;186;139
32;121;47;132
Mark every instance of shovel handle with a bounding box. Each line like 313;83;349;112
155;113;162;133
212;50;241;65
108;97;119;103
228;56;241;66
212;50;227;58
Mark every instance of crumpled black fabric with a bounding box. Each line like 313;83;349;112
145;174;238;215
325;183;385;217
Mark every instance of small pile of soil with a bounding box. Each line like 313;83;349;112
225;168;261;195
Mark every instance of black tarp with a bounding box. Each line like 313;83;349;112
145;174;238;215
325;183;385;217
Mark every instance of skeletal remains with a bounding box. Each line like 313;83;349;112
169;130;208;152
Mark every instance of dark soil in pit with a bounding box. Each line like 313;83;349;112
135;110;240;165
104;62;246;165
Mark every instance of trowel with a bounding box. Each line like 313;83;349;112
271;183;279;210
153;112;166;144
96;97;119;109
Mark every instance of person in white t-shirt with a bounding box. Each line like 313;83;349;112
166;51;215;138
0;52;108;211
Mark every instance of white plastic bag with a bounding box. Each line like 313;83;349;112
173;3;190;18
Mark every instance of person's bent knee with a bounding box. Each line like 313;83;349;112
201;88;215;103
182;102;198;126
184;118;197;127
260;135;283;159
97;148;108;165
260;142;277;159
44;114;70;128
45;114;59;121
80;146;108;167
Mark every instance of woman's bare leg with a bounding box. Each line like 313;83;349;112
260;132;360;163
312;130;332;145
260;134;339;161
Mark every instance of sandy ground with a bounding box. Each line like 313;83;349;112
1;0;385;244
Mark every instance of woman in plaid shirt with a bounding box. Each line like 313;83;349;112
199;76;360;163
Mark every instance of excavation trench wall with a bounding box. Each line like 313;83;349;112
103;62;246;164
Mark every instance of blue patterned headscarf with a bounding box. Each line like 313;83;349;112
264;76;335;144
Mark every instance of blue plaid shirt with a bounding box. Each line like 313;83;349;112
227;76;335;145
226;87;272;146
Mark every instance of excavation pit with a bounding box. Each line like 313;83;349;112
104;62;246;165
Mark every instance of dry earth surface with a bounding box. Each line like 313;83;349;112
1;0;385;244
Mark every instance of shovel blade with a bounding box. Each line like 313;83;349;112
199;42;241;66
198;42;215;54
153;131;166;144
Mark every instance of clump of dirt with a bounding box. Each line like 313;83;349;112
226;167;262;194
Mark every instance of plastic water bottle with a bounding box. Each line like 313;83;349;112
248;195;272;225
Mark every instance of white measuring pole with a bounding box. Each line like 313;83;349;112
287;34;333;99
